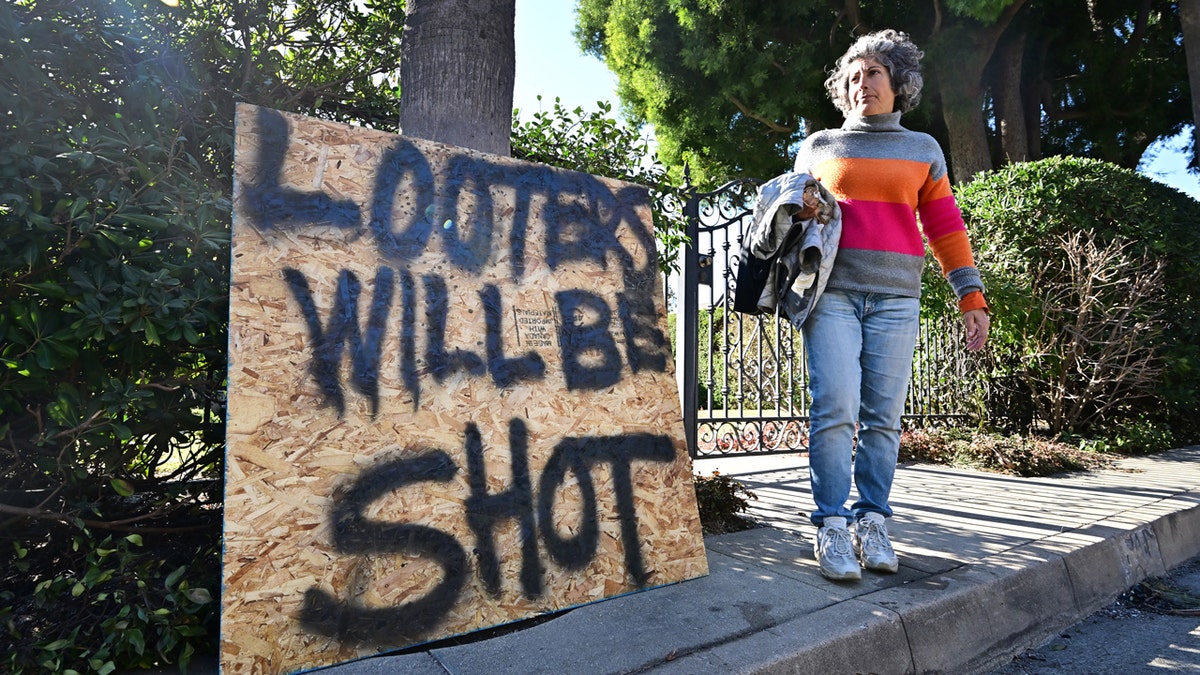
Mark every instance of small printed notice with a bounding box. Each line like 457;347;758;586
513;307;558;348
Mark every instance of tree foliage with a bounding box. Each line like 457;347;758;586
180;0;405;127
575;0;840;187
512;97;684;272
575;0;1189;187
1029;0;1190;168
1;0;229;669
0;0;407;669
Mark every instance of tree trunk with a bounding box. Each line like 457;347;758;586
992;27;1029;164
934;30;994;184
399;0;516;156
929;0;1028;184
940;89;993;184
1023;34;1051;162
1181;0;1200;169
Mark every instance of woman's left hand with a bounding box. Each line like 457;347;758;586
963;309;990;352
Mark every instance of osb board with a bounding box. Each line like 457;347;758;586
222;104;708;675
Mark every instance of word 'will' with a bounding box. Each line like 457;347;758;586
283;267;669;415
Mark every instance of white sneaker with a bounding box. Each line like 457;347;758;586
854;512;899;573
814;517;862;581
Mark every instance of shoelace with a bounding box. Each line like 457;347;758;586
822;527;855;556
859;521;894;554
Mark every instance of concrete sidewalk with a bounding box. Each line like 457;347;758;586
290;446;1200;674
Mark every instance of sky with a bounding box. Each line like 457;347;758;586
512;0;1200;200
513;0;618;121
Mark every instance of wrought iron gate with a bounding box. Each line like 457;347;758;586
674;178;977;458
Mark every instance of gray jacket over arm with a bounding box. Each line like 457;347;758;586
735;172;841;329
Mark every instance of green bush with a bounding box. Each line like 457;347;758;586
950;157;1200;440
2;530;218;674
1074;417;1177;455
1;1;227;669
0;0;229;493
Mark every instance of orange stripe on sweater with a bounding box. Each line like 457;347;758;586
959;291;988;313
813;157;929;208
919;173;954;204
928;230;976;276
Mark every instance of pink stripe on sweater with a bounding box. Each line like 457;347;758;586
838;200;925;256
919;195;967;241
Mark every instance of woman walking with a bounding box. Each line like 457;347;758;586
793;30;990;581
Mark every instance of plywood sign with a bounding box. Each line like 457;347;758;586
222;104;708;674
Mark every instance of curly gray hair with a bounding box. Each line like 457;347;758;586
825;29;924;116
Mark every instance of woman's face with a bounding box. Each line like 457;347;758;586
847;57;896;117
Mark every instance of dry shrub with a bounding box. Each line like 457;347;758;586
900;428;1112;477
693;471;759;534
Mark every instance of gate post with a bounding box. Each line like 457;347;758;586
676;174;700;458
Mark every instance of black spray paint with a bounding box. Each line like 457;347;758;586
243;107;681;647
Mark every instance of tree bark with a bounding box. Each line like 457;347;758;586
992;27;1029;164
399;0;516;156
930;0;1028;184
940;87;993;184
934;29;995;184
1181;0;1200;169
1023;33;1051;162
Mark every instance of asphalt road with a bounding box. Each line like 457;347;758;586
987;555;1200;674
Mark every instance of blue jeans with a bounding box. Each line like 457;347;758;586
802;290;919;527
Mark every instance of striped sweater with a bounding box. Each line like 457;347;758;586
793;112;987;313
